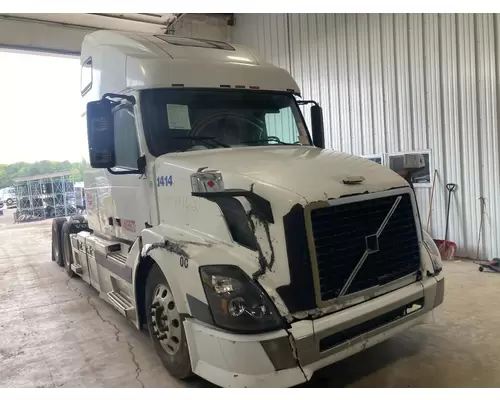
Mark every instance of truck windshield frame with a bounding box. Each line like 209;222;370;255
139;88;313;157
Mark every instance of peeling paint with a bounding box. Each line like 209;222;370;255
289;294;374;321
306;199;330;210
243;184;276;280
248;209;275;279
141;238;213;259
269;293;294;323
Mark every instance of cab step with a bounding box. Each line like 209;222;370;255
71;263;83;274
108;252;127;265
107;290;136;320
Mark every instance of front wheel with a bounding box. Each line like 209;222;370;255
145;264;193;380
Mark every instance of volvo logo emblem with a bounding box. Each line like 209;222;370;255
365;234;379;254
338;195;403;297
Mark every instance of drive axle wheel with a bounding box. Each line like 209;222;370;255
51;218;67;266
145;264;193;380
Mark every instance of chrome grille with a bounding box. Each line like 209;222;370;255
310;192;421;302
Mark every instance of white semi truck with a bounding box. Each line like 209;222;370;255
51;30;444;388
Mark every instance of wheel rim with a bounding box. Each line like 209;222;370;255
150;284;182;355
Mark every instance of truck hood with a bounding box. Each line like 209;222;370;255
166;146;408;202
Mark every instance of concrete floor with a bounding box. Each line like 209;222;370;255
1;207;500;387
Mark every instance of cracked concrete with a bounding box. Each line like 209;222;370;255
3;208;500;387
0;209;210;388
84;295;145;388
65;275;145;387
64;275;144;386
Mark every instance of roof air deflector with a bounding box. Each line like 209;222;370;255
154;35;235;51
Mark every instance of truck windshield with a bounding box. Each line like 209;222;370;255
140;89;312;156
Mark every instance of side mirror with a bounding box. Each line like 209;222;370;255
310;104;325;149
86;99;115;169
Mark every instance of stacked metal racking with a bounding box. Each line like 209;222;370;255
13;171;78;222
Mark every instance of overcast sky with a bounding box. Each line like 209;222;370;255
0;50;88;164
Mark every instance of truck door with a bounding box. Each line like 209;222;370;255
104;105;150;241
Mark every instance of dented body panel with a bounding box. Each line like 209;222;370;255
183;275;444;387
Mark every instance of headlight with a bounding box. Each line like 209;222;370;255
422;230;443;274
200;265;285;333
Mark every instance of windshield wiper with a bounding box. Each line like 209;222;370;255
169;136;230;148
240;136;293;146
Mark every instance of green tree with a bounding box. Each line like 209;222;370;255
0;160;88;189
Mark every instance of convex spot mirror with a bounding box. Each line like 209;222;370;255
86;99;116;169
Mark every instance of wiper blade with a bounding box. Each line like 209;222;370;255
241;137;293;146
169;136;230;148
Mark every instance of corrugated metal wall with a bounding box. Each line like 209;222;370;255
233;13;500;259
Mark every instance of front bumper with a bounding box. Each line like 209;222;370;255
184;275;444;388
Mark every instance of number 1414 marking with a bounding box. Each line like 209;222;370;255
157;175;173;187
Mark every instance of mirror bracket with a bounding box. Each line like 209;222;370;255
102;93;136;106
296;100;319;107
106;155;146;176
107;168;140;175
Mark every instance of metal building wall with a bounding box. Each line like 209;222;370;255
233;13;500;259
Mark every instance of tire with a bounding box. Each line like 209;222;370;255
479;266;484;272
145;264;193;380
6;198;13;206
51;218;67;266
61;220;91;278
61;221;76;277
70;215;86;223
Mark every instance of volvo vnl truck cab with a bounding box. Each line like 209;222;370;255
51;30;444;387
